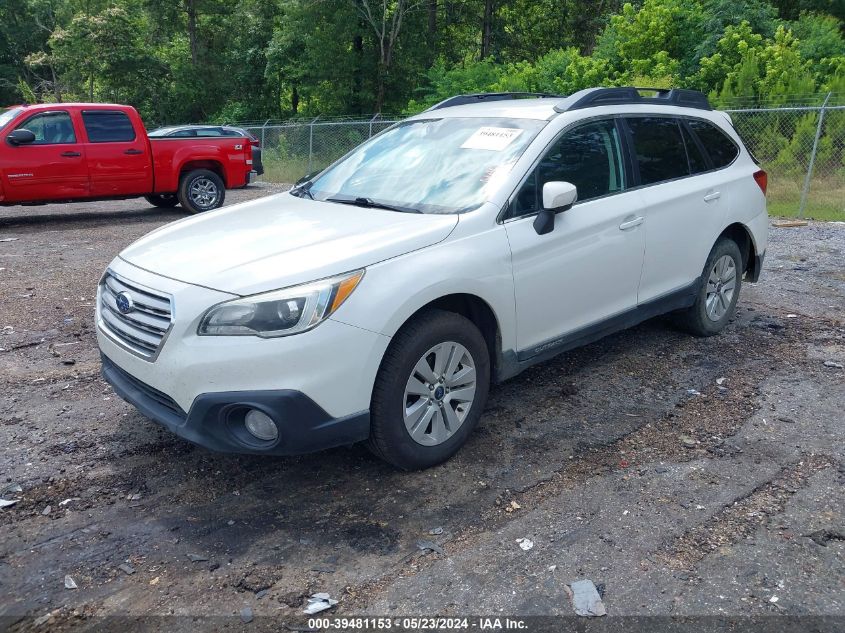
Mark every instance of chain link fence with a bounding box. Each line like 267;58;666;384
243;95;844;220
244;115;399;185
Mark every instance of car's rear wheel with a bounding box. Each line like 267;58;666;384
678;238;743;336
144;194;179;208
178;169;225;214
368;309;490;470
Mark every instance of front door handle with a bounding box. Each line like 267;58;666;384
703;191;721;202
124;149;143;155
61;151;81;158
619;216;644;230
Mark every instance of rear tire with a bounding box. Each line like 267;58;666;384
144;194;179;208
677;238;743;336
368;309;490;470
178;169;225;214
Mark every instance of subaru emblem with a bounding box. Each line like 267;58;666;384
115;291;134;315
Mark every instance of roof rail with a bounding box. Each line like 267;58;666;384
426;92;564;112
554;87;711;112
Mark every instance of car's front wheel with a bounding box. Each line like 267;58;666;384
678;238;743;336
368;309;490;470
178;169;225;214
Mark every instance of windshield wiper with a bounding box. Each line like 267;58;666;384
290;180;314;199
326;196;421;214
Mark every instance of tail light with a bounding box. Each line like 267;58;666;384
753;170;767;195
249;139;260;147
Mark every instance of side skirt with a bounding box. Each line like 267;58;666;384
496;280;701;382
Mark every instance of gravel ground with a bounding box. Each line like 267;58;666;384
0;190;843;631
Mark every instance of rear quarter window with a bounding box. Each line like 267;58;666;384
687;119;739;169
82;111;136;143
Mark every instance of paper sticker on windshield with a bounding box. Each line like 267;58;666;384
461;127;524;151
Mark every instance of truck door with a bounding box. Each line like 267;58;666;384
0;110;89;202
81;110;153;197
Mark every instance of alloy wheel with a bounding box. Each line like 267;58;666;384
190;177;219;209
403;341;477;446
705;254;737;321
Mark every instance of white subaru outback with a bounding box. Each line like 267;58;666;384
97;87;768;470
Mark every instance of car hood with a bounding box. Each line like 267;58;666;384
119;193;459;295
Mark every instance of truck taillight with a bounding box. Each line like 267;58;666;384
753;170;767;195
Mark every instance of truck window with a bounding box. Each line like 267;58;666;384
82;111;136;143
19;111;77;145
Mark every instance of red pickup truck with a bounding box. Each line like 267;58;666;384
0;103;255;213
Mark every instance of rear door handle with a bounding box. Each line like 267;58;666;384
703;191;721;202
124;149;143;155
60;151;81;158
619;216;644;230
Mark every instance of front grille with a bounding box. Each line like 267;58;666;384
99;271;173;360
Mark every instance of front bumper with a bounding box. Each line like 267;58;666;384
96;259;391;455
101;354;369;455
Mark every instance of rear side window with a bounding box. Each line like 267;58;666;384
82;111;136;143
680;123;708;174
626;117;689;185
687;119;738;168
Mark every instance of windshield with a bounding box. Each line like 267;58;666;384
0;108;23;132
307;117;546;214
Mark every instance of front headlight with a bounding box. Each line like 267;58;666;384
198;269;364;337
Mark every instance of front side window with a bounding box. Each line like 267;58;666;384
509;119;626;218
687;119;739;169
306;117;546;215
19;111;76;145
82;111;136;143
626;117;689;185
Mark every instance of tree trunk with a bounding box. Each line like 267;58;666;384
185;0;199;66
375;62;387;113
291;83;299;115
352;32;364;115
427;0;437;61
50;65;62;103
480;0;494;59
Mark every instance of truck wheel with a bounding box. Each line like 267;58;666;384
676;238;743;336
144;194;179;208
367;309;490;470
178;169;225;214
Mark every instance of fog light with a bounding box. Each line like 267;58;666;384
244;409;278;441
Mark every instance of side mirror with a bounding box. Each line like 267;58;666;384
7;129;36;146
533;181;577;235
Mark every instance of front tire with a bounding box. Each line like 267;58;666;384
178;169;225;214
144;194;179;208
678;238;743;336
368;309;490;470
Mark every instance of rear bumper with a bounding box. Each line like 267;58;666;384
101;354;370;456
247;170;258;183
